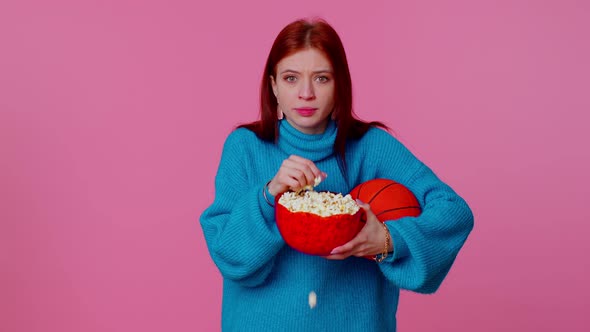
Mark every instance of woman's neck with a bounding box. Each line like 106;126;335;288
276;119;337;162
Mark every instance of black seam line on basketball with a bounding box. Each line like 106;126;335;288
367;182;400;205
375;206;421;217
356;182;366;200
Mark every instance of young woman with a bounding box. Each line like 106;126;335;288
200;18;474;331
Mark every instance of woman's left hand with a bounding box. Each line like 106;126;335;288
325;199;392;260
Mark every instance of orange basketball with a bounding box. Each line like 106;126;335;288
349;178;421;222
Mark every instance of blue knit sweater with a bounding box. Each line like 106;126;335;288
200;119;473;331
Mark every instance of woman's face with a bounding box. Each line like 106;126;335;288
271;48;335;135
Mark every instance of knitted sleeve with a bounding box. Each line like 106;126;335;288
367;129;474;294
199;130;285;287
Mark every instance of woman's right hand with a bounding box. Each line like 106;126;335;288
267;155;327;196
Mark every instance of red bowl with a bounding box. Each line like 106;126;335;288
275;193;364;256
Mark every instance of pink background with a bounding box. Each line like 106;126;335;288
1;0;588;331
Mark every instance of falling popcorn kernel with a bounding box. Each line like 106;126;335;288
308;291;317;309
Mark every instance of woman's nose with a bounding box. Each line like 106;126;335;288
299;80;316;100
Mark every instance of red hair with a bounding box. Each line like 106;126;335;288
239;18;387;168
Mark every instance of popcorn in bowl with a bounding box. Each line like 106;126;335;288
278;191;360;217
275;190;364;256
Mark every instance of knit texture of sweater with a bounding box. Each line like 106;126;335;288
200;119;474;332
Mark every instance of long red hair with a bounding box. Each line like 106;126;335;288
238;18;387;169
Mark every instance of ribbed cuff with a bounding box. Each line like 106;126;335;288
382;221;409;263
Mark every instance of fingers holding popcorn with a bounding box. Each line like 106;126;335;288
288;155;324;177
268;155;326;196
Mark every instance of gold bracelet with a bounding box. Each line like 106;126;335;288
375;222;391;263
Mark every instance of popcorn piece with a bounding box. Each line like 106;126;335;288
314;175;322;187
296;175;324;195
308;291;317;309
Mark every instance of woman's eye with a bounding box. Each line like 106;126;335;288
315;76;329;83
284;76;296;83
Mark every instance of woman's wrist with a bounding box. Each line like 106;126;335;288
387;227;393;252
262;180;275;207
266;180;277;197
375;222;392;263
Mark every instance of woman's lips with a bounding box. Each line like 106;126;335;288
295;108;317;117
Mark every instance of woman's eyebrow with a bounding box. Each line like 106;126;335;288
278;69;333;75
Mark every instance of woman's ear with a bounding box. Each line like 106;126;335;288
270;75;278;98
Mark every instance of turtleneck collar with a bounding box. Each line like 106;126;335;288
277;119;337;162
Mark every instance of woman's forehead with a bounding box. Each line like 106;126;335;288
276;48;333;73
